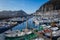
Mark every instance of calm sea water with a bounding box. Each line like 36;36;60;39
12;18;37;30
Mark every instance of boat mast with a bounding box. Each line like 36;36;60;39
24;17;28;33
26;17;28;29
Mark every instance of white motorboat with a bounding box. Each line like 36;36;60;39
4;30;25;37
50;27;59;31
45;30;60;36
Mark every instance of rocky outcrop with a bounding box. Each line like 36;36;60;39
36;0;60;12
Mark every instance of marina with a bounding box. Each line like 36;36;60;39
0;0;60;40
0;17;60;40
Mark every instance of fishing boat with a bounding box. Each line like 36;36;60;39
4;30;25;40
4;30;25;37
4;29;37;40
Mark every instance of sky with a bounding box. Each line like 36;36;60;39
0;0;49;14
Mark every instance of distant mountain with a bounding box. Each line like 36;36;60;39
0;10;28;19
16;10;28;17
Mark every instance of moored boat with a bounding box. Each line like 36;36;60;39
0;22;17;33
